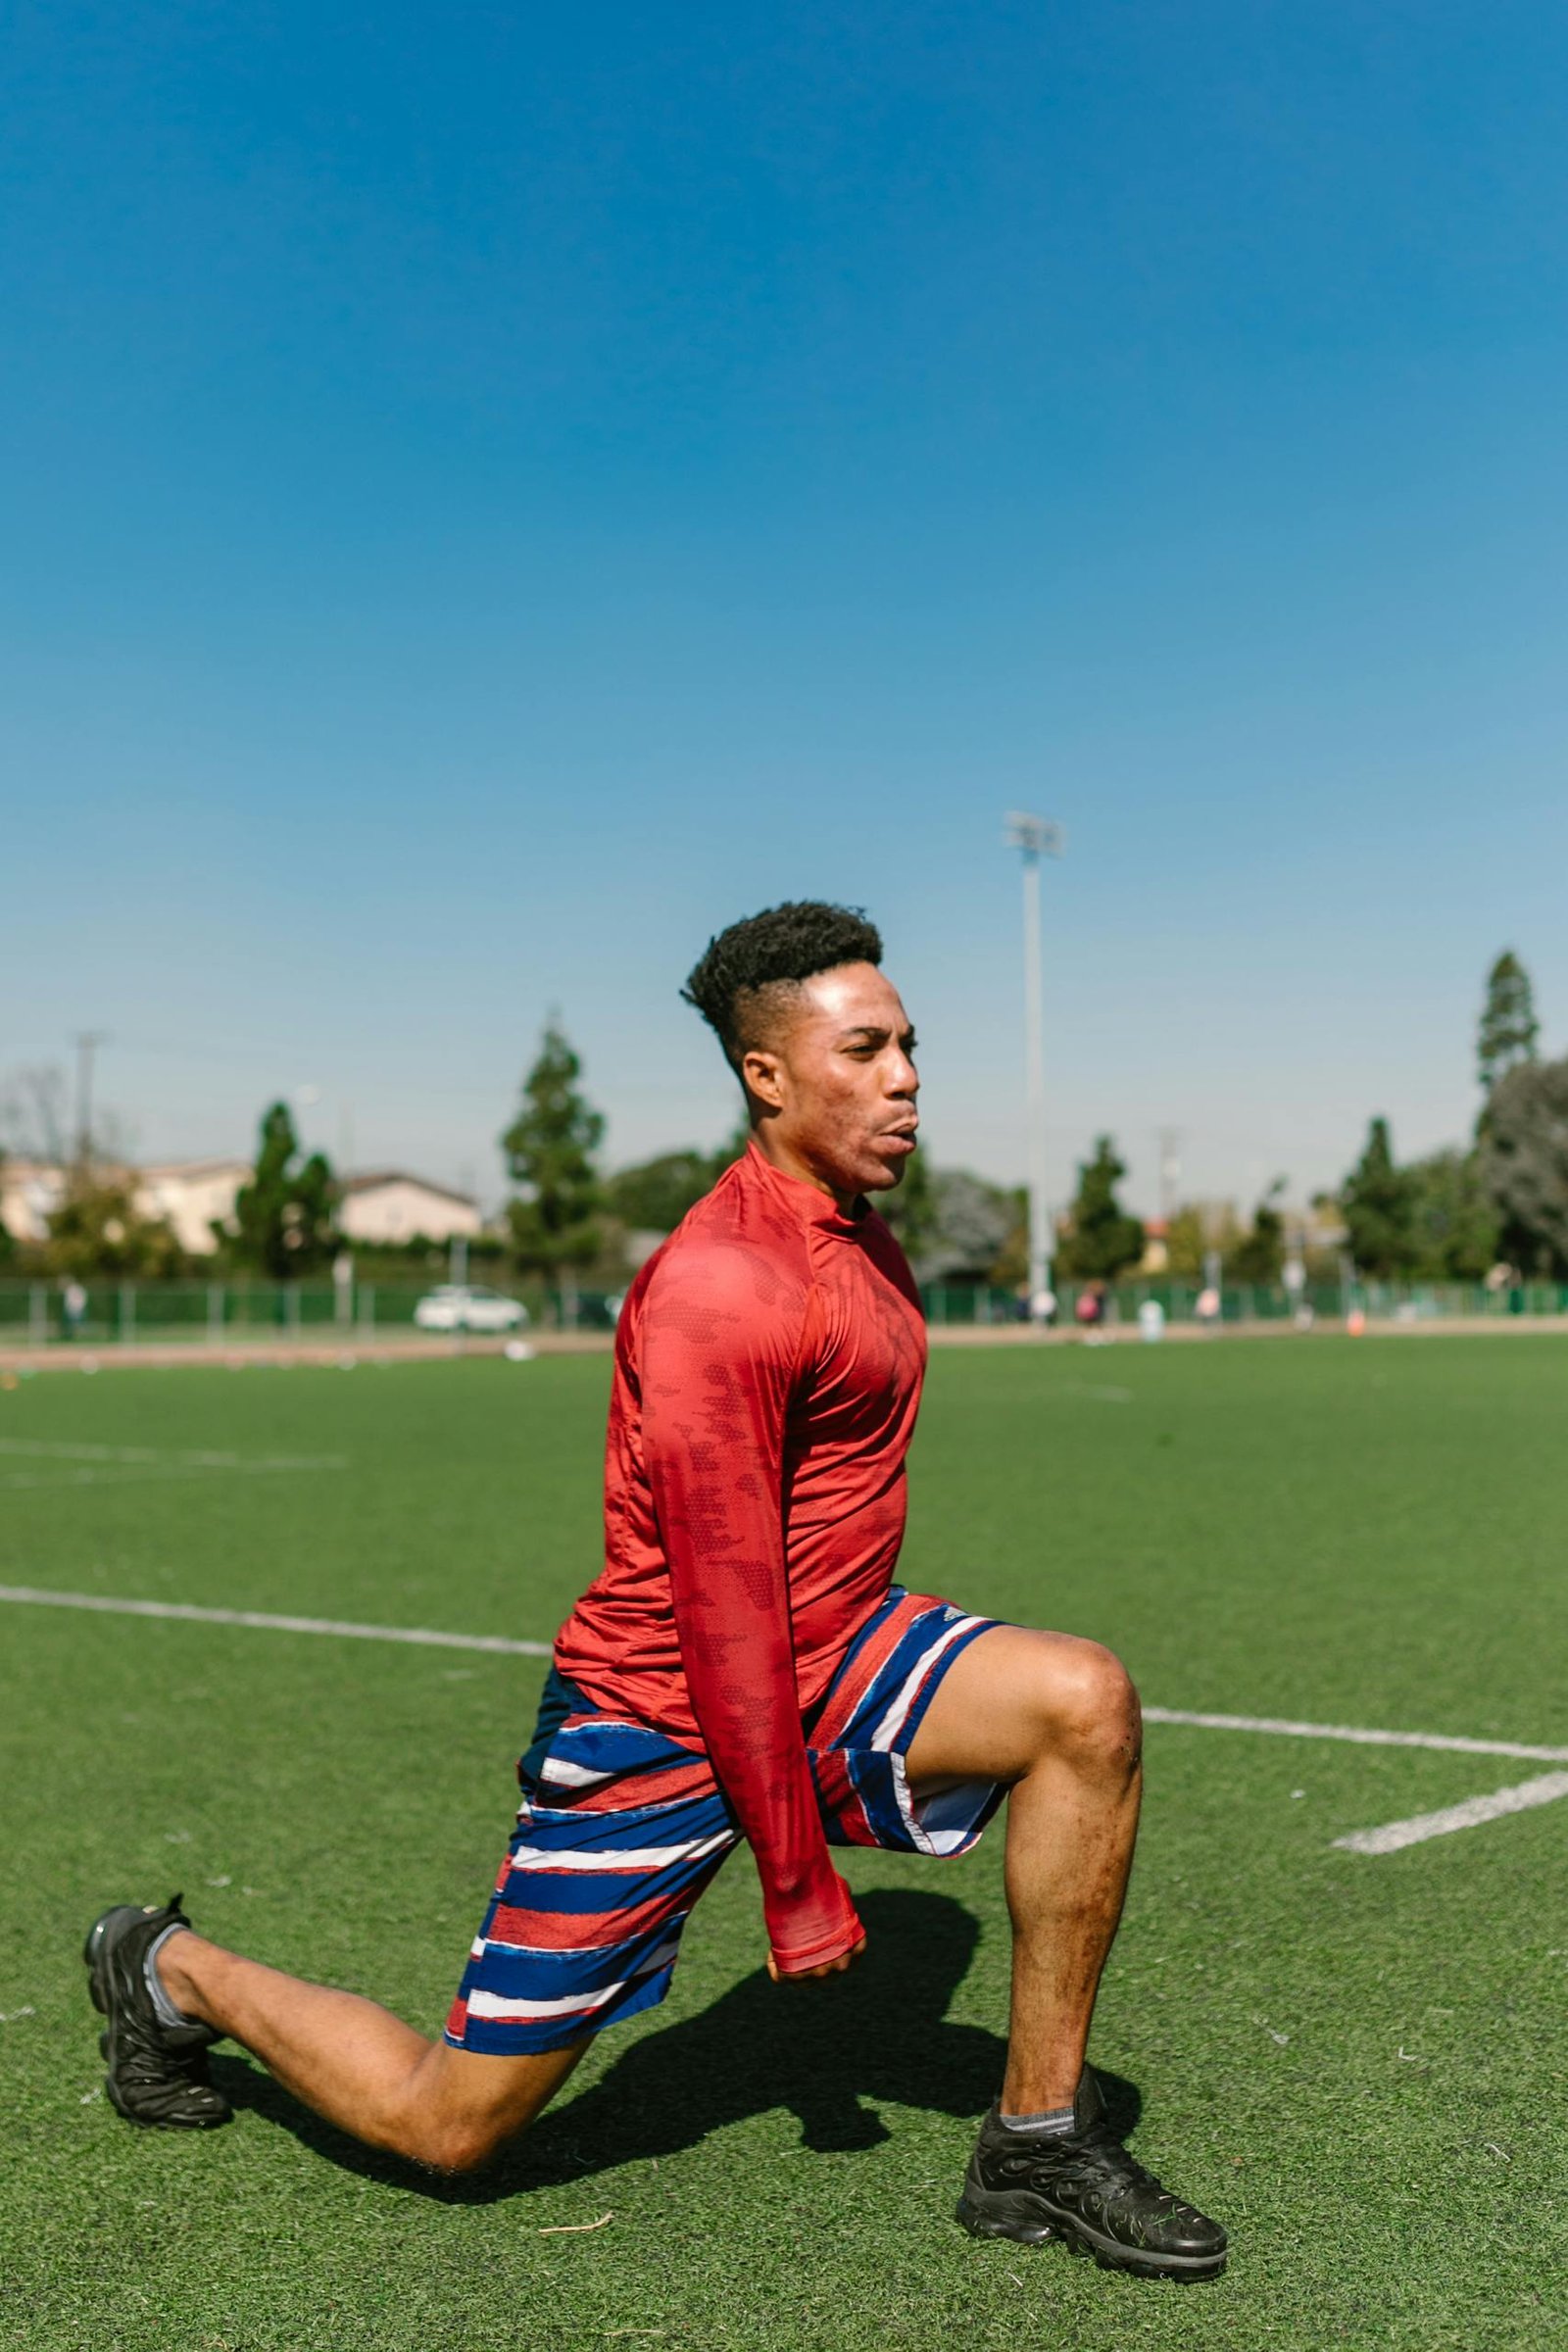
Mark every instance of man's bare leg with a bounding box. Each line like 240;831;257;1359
903;1624;1142;2111
157;1934;587;2173
910;1625;1226;2275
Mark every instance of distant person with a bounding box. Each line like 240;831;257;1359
60;1279;87;1342
83;901;1226;2283
1195;1285;1221;1329
1074;1281;1105;1331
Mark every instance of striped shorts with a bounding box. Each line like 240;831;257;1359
444;1588;1004;2055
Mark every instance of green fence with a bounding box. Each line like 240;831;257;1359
0;1278;624;1346
915;1276;1568;1328
2;1273;1566;1348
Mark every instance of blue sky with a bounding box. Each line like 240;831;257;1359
4;1;1565;1214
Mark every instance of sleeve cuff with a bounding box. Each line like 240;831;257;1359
766;1879;864;1975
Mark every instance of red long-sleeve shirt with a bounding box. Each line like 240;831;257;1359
553;1141;927;1971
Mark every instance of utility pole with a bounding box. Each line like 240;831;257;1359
73;1032;109;1171
1156;1128;1183;1224
1004;813;1065;1310
453;1161;475;1291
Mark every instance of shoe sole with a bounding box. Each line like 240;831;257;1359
955;2189;1227;2281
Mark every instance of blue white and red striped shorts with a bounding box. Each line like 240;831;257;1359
444;1588;1004;2055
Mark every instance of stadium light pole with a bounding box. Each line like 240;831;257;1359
1004;812;1065;1312
73;1030;109;1172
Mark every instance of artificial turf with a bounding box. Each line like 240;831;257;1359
2;1338;1565;2351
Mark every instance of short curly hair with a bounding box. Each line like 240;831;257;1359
682;901;884;1077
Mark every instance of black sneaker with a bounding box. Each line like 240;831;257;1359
83;1894;231;2130
956;2070;1227;2280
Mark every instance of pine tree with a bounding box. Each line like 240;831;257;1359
1340;1116;1418;1277
503;1023;605;1273
1055;1137;1144;1281
1478;952;1539;1098
228;1103;337;1278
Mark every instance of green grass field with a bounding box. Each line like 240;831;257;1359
3;1339;1566;2351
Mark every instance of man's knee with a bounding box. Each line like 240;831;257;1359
392;2046;565;2175
410;2083;555;2174
416;2112;516;2176
1032;1636;1142;1777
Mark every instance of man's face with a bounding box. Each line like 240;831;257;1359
742;961;919;1200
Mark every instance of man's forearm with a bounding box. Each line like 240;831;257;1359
674;1609;861;1968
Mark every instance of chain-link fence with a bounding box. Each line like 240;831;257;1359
923;1276;1568;1326
0;1277;626;1346
3;1271;1566;1348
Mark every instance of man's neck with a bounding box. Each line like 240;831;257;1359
748;1126;859;1216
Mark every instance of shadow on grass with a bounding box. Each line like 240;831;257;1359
211;1887;1141;2204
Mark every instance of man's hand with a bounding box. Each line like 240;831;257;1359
766;1934;868;1984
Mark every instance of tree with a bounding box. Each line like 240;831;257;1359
45;1175;185;1279
1227;1179;1287;1285
1164;1200;1242;1281
1405;1149;1498;1280
986;1185;1031;1289
877;1143;941;1267
0;1065;70;1164
604;1150;718;1235
874;1158;1024;1286
1483;1056;1568;1277
227;1103;338;1278
930;1169;1024;1283
503;1023;605;1274
604;1120;749;1237
1340;1117;1418;1277
1054;1137;1144;1282
1477;952;1539;1102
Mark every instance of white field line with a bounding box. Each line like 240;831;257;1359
1146;1706;1568;1854
1;1468;344;1491
0;1440;346;1467
1142;1705;1568;1767
2;1588;1565;1850
1333;1773;1568;1855
0;1438;345;1489
0;1586;550;1657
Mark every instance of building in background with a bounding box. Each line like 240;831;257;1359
0;1159;68;1245
1137;1217;1170;1276
337;1172;481;1248
0;1158;481;1256
135;1159;253;1255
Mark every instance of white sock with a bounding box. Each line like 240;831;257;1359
143;1924;198;2030
997;2104;1075;2136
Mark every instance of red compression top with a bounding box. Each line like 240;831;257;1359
553;1141;927;1973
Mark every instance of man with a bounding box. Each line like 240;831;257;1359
84;902;1226;2281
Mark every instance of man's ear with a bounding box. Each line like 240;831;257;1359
740;1047;786;1111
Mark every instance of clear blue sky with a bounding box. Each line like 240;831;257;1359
4;1;1565;1214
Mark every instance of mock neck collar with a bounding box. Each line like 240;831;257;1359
744;1139;868;1234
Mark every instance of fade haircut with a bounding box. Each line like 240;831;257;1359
682;901;884;1079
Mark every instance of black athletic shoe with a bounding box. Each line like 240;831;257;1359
83;1894;231;2130
956;2070;1227;2280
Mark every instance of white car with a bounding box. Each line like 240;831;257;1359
413;1285;529;1335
